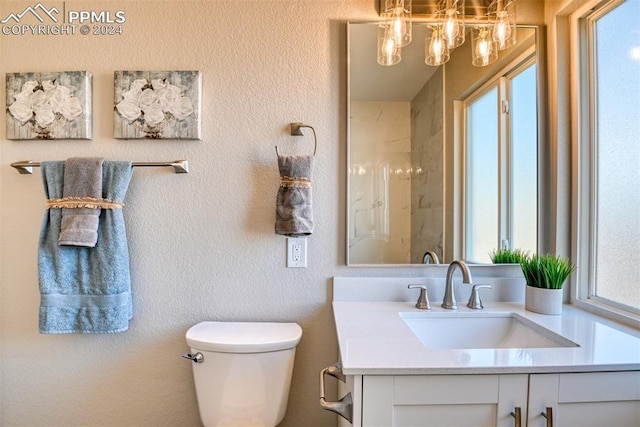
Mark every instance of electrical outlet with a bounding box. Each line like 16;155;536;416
292;244;302;261
287;237;307;268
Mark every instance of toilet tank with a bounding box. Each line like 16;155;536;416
186;321;302;427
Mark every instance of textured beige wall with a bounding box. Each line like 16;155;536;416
0;1;380;426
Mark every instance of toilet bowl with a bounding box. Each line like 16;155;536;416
184;321;302;427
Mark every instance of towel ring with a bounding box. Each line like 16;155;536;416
275;123;317;157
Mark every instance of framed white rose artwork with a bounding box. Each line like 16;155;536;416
114;70;202;139
5;71;92;140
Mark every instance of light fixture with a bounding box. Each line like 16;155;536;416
425;24;450;66
442;0;465;50
382;0;412;47
376;0;517;67
489;0;516;51
471;25;498;67
377;20;402;66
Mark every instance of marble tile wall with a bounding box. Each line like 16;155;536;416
410;68;445;263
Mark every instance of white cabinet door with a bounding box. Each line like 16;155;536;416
354;371;639;427
528;372;640;427
361;374;528;427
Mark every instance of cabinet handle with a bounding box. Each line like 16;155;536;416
319;362;353;423
510;407;522;427
541;407;553;427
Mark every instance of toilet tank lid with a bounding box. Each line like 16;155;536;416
186;321;302;353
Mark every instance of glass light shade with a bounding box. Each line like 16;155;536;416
425;25;450;66
377;22;401;66
442;0;465;49
471;26;498;67
489;0;517;50
383;0;412;47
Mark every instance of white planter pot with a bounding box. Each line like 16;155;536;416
525;286;563;315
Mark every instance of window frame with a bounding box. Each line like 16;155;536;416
460;51;538;262
570;0;640;324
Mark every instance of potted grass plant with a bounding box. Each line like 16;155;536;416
490;248;529;264
521;254;575;315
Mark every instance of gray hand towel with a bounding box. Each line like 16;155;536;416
58;157;105;247
275;154;314;236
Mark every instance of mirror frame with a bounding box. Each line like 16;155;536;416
346;21;549;267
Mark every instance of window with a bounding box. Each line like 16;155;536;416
464;58;538;263
575;0;640;317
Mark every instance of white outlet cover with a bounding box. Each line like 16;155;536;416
287;237;307;268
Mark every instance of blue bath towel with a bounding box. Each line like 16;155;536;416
38;161;134;334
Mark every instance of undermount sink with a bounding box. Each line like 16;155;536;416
400;311;579;350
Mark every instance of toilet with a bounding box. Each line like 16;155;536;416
184;321;302;427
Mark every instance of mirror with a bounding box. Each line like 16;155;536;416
347;22;541;266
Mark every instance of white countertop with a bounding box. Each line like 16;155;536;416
333;294;640;375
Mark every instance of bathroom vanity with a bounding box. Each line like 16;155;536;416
328;277;640;427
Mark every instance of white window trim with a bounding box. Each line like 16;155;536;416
454;51;543;257
569;0;640;327
457;49;536;261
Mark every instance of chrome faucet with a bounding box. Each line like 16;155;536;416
442;260;473;309
422;251;440;264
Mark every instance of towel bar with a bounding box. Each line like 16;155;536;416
10;160;189;174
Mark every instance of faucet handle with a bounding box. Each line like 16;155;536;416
408;285;431;310
467;284;492;310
